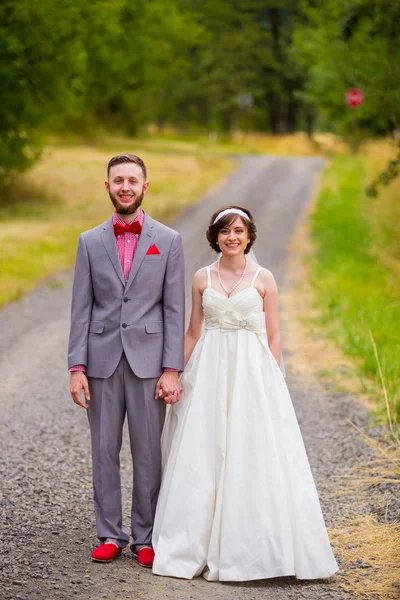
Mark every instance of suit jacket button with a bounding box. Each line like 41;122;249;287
124;298;129;302
122;323;127;328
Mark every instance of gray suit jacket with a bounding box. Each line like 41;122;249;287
68;212;185;379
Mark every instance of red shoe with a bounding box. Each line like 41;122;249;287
91;543;122;562
137;546;155;568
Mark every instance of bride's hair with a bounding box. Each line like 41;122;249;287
206;205;257;254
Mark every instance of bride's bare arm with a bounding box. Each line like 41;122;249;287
261;269;281;366
184;268;207;367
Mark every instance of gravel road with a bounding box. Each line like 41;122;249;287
0;156;396;600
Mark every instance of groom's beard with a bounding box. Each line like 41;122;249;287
109;188;144;215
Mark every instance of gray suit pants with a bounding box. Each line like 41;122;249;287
87;353;165;548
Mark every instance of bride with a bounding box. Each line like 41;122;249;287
152;205;338;582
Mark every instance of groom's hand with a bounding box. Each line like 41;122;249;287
70;371;90;409
155;372;183;405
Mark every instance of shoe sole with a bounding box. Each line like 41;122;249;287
91;553;122;563
91;558;115;563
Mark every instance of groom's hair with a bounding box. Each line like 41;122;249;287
206;205;257;254
107;154;147;181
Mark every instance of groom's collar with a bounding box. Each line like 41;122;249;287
112;209;144;227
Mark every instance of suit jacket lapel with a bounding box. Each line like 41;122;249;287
125;212;155;292
100;216;125;286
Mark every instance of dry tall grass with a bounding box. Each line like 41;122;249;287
0;144;235;305
330;515;400;600
230;131;348;156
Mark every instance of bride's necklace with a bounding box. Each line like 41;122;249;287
217;256;248;296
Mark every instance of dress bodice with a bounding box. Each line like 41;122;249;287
202;266;266;334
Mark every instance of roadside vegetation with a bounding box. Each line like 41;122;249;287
309;139;400;433
0;140;236;305
0;131;339;306
281;137;400;600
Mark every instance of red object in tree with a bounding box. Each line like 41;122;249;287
345;89;364;107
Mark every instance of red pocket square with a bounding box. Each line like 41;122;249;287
146;244;161;255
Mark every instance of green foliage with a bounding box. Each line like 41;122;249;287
311;155;400;422
2;0;400;172
190;0;307;133
1;0;312;172
0;0;87;171
76;0;199;134
292;0;400;139
366;141;400;197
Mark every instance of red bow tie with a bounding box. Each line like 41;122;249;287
113;221;142;237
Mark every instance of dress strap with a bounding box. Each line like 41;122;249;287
250;266;263;287
206;265;212;288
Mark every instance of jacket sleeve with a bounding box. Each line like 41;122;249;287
162;232;185;371
68;234;94;369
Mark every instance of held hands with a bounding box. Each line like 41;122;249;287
70;371;90;409
155;371;183;405
70;370;180;407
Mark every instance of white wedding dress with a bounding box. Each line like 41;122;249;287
152;266;338;581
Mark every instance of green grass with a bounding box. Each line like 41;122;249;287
310;154;400;427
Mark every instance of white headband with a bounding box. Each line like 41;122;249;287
213;208;249;225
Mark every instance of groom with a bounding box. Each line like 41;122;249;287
68;153;185;566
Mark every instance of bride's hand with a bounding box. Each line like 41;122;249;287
155;372;183;404
163;388;183;404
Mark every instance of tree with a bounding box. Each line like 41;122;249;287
179;0;307;134
0;0;87;172
292;0;400;140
